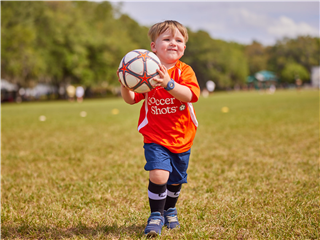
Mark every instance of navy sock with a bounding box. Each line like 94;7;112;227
148;180;167;215
165;184;182;210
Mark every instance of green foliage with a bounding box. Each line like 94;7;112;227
1;1;144;88
267;36;319;83
281;62;310;83
118;14;151;50
1;1;46;86
244;41;268;75
183;31;248;89
1;1;319;89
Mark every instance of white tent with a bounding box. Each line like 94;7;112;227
1;79;18;92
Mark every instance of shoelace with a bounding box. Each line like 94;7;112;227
149;219;161;225
166;215;178;223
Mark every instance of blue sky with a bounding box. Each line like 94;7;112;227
103;0;319;46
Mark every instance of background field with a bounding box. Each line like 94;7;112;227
1;90;319;239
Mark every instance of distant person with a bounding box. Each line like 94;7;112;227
269;84;276;94
296;78;302;91
202;88;209;98
76;86;84;102
66;85;75;102
118;20;200;237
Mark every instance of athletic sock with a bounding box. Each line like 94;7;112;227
148;179;167;216
165;184;182;210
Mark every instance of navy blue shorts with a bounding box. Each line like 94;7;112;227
143;143;191;185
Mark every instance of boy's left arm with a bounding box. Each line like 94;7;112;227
153;65;197;103
165;82;193;102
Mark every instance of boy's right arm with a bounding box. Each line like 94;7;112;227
117;69;135;105
120;84;135;105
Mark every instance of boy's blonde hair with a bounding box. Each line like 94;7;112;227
148;20;189;43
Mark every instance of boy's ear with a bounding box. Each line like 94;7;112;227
150;42;156;52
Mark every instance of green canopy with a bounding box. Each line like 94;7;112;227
254;70;278;82
246;70;279;83
246;75;256;83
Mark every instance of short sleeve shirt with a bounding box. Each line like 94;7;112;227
134;60;200;153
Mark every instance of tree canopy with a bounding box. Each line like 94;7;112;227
1;1;319;93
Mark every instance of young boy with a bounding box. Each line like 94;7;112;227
118;20;200;237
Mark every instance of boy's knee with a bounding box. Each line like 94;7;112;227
149;169;170;185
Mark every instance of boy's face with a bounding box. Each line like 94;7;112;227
150;28;186;67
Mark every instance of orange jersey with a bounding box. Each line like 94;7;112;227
134;60;200;153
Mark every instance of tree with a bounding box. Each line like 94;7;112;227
1;1;46;87
281;62;310;83
244;41;268;75
267;36;319;78
1;1;147;89
183;30;248;90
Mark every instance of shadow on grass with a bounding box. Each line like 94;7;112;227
2;223;146;239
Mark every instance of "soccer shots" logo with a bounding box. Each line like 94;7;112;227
148;97;178;115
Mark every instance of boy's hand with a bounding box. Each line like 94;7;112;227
152;65;171;88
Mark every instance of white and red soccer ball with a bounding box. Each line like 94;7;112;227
118;49;161;93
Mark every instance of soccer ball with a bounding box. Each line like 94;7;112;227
118;49;161;93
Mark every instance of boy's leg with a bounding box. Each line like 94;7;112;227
148;180;167;215
145;169;169;236
165;184;182;210
164;148;191;229
164;184;182;229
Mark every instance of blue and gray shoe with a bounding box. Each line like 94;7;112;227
144;212;164;237
164;208;180;229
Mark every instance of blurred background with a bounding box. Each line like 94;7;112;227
1;0;319;103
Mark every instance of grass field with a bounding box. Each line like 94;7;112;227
1;89;319;239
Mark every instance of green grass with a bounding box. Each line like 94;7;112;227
1;89;319;239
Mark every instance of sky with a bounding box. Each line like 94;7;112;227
104;0;319;46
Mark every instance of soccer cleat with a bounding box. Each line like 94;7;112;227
144;212;164;237
164;207;180;229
